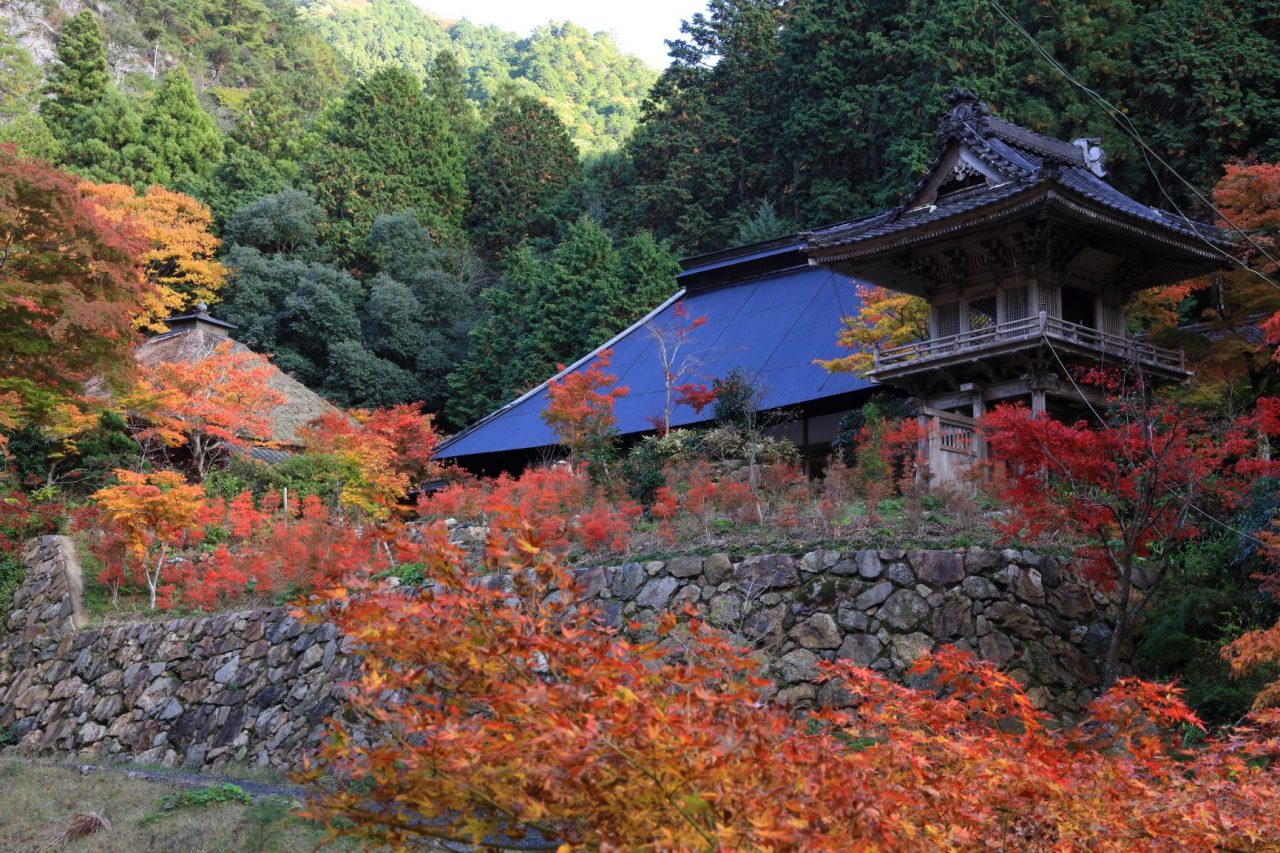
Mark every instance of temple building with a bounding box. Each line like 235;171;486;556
434;237;876;474
89;306;345;464
804;88;1237;480
436;90;1238;479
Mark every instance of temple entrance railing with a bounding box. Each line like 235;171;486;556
870;312;1185;374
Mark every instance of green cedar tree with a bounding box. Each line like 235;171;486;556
466;89;581;258
41;11;110;139
306;66;467;266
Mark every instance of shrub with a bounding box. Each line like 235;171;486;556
0;550;23;614
146;783;251;823
619;430;700;506
711;367;761;431
203;457;286;502
302;518;1280;851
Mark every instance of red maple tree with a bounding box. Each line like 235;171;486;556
541;349;629;469
299;517;1280;850
0;146;148;424
984;377;1277;685
645;301;711;433
129;339;285;480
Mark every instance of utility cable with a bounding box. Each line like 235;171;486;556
986;0;1280;293
1040;332;1269;547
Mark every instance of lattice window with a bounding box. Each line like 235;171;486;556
968;294;997;330
1099;303;1125;337
940;423;975;454
935;302;960;339
1003;285;1030;322
1039;285;1061;318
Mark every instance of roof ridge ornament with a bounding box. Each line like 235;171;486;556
1072;137;1108;178
938;87;990;143
945;87;989;119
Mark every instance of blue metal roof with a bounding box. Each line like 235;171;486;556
436;264;872;459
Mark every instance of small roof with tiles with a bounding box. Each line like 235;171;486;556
806;88;1238;294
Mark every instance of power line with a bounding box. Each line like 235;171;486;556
985;0;1280;547
986;0;1280;293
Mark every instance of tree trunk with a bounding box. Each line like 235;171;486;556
193;433;210;481
1103;560;1134;688
147;546;167;610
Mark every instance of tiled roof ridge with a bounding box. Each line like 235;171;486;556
802;88;1235;254
936;86;1086;171
975;115;1088;168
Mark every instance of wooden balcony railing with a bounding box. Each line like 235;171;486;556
870;312;1186;375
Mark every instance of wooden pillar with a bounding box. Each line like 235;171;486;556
917;407;933;483
971;392;986;460
1031;389;1046;416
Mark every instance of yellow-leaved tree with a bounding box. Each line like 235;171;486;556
820;283;930;375
80;182;226;331
91;470;205;609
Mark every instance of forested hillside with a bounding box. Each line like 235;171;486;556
10;5;1280;843
2;0;1278;425
604;0;1280;254
298;0;658;155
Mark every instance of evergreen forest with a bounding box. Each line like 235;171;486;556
2;0;1278;428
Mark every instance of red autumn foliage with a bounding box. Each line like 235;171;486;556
646;301;711;433
420;464;642;557
984;385;1278;685
0;146;149;417
128;339;286;480
176;493;407;609
361;403;443;485
673;382;716;414
541;349;628;462
85;477;422;611
577;501;640;553
300;519;1280;850
298;404;443;515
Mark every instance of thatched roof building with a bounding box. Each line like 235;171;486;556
132;308;342;450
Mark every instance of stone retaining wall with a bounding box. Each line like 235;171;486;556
1;537;356;770
569;547;1114;716
1;536;1116;771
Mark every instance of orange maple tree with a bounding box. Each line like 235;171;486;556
1131;162;1280;398
297;403;442;516
821;283;930;375
90;470;206;609
299;520;1280;850
0;146;148;424
541;349;629;468
129;339;286;480
80;181;227;331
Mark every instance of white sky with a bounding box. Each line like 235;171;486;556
414;0;706;69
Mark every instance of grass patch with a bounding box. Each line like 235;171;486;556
143;783;252;823
0;759;370;852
